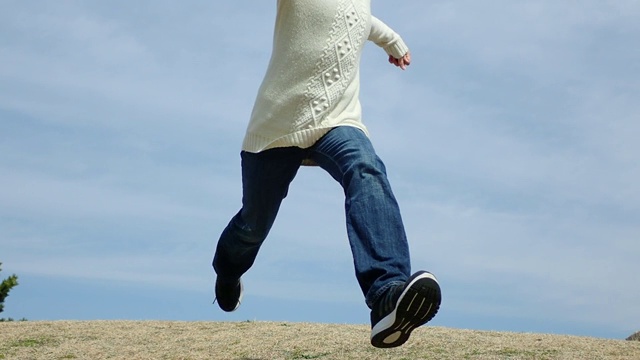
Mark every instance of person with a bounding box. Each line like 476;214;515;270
213;0;442;348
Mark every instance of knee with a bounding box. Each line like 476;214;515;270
346;152;387;179
218;213;268;247
230;212;269;245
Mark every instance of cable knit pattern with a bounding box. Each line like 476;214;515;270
296;0;367;128
242;0;408;153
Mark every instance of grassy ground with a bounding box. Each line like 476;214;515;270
1;321;639;360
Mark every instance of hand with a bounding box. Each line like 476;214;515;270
388;51;411;70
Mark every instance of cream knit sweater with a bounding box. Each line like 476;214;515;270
242;0;409;153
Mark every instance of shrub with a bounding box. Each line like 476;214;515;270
0;262;19;315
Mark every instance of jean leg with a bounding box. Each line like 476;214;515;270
213;147;305;279
310;126;411;308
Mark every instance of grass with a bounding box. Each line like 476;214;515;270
1;321;639;359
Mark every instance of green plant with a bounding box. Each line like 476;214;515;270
0;262;19;315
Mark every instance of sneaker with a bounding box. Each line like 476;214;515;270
215;277;243;312
370;271;441;348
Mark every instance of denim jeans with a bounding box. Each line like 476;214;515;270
213;126;411;308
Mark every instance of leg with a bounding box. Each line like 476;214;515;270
309;126;411;308
310;126;441;348
213;147;305;280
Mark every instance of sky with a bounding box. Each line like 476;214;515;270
1;0;639;340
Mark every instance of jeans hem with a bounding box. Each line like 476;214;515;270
367;280;405;309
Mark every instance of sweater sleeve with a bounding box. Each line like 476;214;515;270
368;16;409;59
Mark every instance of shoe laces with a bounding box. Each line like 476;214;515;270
372;284;403;321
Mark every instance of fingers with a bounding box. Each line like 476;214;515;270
404;52;411;66
399;58;407;70
398;52;411;70
389;52;411;70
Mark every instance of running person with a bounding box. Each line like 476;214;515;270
213;0;442;348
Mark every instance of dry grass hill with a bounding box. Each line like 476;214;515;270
1;321;639;360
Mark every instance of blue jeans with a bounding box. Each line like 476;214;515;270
213;126;411;308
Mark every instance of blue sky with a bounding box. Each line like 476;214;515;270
1;0;639;340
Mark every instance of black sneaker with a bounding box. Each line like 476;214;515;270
370;271;441;348
215;277;243;312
